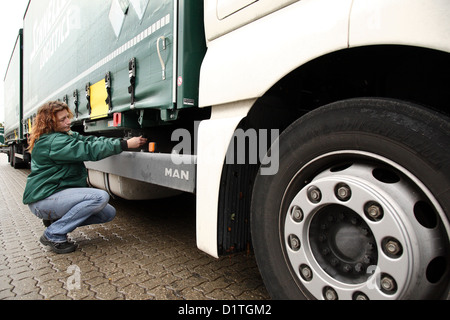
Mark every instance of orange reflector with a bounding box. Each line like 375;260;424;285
149;142;156;152
113;113;122;127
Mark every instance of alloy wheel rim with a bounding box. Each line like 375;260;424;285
282;151;449;300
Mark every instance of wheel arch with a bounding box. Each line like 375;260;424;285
259;45;450;124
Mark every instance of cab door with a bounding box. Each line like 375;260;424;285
217;0;258;19
206;0;299;41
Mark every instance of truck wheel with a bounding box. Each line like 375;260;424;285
251;98;450;300
9;145;15;167
10;144;25;169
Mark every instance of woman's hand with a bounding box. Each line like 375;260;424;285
126;136;148;149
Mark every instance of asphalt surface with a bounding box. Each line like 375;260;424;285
0;153;270;300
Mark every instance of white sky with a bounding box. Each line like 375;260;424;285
0;0;29;123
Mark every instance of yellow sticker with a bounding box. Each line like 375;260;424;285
90;79;109;119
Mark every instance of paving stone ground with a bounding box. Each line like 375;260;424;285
0;153;270;300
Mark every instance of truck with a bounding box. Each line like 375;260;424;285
3;0;450;300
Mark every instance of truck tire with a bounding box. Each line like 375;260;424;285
251;98;450;300
10;144;25;169
9;145;16;168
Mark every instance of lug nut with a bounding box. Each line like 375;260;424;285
307;186;322;204
335;183;351;201
353;292;369;300
291;206;304;223
300;264;313;281
323;287;338;300
365;202;384;221
380;274;397;294
288;234;301;251
368;205;381;218
386;240;401;254
383;238;403;258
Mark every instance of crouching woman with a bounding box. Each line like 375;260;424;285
23;101;147;254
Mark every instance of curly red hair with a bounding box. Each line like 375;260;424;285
27;101;73;153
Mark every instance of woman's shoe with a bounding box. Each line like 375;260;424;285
39;234;77;254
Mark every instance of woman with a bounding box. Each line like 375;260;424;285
23;101;147;254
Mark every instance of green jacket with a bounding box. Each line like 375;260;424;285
23;131;126;204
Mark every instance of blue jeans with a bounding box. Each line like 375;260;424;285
28;188;116;243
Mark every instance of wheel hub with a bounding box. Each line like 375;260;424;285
309;205;378;284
